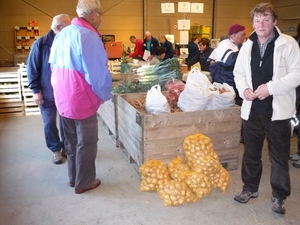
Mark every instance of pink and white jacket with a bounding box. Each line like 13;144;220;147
49;17;112;119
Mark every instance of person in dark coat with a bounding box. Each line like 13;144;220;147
186;35;199;61
185;37;214;71
289;22;300;168
143;31;159;61
293;22;300;46
158;34;174;60
26;14;71;164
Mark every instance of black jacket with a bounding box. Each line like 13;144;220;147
186;47;214;71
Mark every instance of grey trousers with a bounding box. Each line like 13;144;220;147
61;113;99;189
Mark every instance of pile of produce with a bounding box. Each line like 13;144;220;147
139;160;170;192
128;95;182;113
112;58;182;94
139;133;231;206
157;179;196;206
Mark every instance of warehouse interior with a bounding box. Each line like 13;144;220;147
1;0;300;224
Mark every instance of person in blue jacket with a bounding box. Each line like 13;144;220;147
143;31;159;61
210;23;246;106
158;34;174;60
26;14;71;164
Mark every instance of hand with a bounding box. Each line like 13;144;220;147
148;55;154;60
254;84;270;100
33;92;43;105
244;88;257;101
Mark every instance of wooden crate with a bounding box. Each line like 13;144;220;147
0;101;24;117
97;73;128;146
117;92;241;173
0;71;22;104
98;95;119;147
18;64;41;116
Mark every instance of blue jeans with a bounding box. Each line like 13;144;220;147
242;111;291;199
40;101;64;152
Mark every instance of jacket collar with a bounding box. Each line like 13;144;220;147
72;17;101;37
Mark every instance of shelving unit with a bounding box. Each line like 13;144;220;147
18;64;40;116
14;26;39;54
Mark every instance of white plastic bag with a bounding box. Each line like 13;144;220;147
206;83;235;110
145;84;171;114
178;68;212;112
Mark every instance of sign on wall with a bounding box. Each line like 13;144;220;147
178;20;191;30
161;3;175;13
178;2;191;13
179;31;189;44
191;3;204;13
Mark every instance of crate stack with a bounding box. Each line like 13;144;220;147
0;69;24;117
108;60;121;74
18;64;40;116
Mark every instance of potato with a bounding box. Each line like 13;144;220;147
139;160;170;192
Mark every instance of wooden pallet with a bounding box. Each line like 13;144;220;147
0;101;24;117
0;71;22;103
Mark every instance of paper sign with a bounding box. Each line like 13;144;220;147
191;3;204;13
178;2;191;13
161;3;175;13
179;31;189;45
143;50;151;61
178;20;190;30
165;34;175;44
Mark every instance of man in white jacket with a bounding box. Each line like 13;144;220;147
233;3;300;214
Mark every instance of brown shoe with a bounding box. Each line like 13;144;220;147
69;181;75;187
75;179;101;194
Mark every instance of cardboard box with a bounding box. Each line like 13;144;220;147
117;92;241;172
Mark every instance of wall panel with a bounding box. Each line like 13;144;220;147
0;0;299;61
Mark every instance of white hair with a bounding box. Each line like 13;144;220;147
76;0;101;17
51;14;71;33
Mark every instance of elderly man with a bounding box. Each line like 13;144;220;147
233;3;300;214
143;31;159;61
27;14;71;164
210;23;246;106
49;0;112;194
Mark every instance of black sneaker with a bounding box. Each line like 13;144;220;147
234;190;259;203
271;196;286;214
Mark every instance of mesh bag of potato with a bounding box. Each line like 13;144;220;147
183;133;230;193
167;155;190;181
157;180;196;206
179;170;212;200
138;133;231;206
139;160;170;191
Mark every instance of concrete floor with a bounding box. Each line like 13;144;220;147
0;114;299;225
